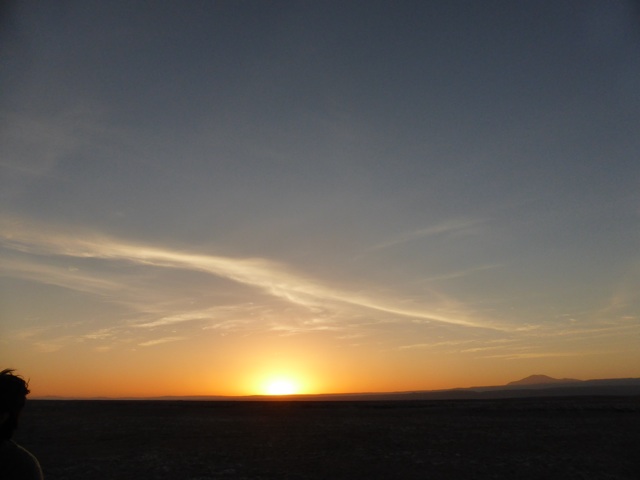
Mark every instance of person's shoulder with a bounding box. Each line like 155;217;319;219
0;440;44;480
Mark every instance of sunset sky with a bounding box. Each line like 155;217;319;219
1;1;639;397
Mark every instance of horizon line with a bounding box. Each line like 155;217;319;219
30;375;640;401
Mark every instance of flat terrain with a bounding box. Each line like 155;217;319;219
15;397;640;479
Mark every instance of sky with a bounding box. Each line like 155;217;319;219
1;0;639;397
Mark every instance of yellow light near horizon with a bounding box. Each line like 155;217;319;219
265;379;298;395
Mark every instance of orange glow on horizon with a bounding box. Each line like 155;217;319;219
252;372;308;396
14;333;640;399
264;379;298;395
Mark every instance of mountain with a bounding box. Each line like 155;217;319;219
507;374;581;386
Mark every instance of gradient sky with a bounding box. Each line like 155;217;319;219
1;1;639;397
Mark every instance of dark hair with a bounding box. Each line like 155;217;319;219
0;369;30;440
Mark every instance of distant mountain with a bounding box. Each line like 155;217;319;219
507;374;581;386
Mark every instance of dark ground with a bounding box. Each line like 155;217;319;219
15;397;640;479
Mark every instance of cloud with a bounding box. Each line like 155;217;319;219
133;304;267;329
81;329;117;340
138;337;187;347
480;352;593;360
398;339;476;350
600;259;640;313
420;264;503;282
0;216;496;331
360;218;485;255
398;337;515;352
134;311;217;329
0;255;124;297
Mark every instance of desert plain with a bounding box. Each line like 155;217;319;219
15;397;640;479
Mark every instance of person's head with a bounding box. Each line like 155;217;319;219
0;369;30;440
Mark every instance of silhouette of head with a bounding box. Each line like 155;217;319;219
0;369;30;440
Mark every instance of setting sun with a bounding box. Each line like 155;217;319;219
265;379;298;396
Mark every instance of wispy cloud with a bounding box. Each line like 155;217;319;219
7;322;125;353
598;259;640;314
480;352;595;360
359;218;485;256
138;336;187;347
0;216;496;330
134;311;217;329
1;255;124;296
397;339;477;350
420;264;503;282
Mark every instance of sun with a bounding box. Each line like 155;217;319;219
265;379;298;395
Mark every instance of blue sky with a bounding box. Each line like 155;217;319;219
1;1;639;395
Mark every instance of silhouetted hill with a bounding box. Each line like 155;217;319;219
507;374;580;386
